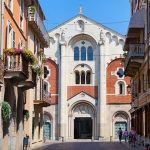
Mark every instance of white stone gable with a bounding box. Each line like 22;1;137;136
68;92;97;107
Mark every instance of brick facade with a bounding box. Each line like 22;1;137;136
45;59;58;104
106;58;131;104
67;86;98;100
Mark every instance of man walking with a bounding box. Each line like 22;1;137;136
118;128;123;143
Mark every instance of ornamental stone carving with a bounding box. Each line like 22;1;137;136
73;103;94;116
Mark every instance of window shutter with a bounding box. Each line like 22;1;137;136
12;31;16;48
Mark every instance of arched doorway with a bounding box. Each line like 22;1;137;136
43;113;52;140
112;111;130;138
68;101;96;140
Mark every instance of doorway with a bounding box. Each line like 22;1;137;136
115;121;127;138
74;117;92;139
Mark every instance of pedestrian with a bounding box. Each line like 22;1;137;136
117;127;123;143
129;127;137;147
23;134;29;150
123;129;128;143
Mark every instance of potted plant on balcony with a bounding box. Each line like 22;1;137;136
23;109;29;121
1;101;12;122
32;65;43;76
23;49;34;63
4;48;15;56
28;6;36;14
42;54;47;63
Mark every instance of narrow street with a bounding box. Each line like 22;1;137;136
33;142;144;150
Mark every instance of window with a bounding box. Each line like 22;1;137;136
87;46;93;60
81;71;85;84
20;0;24;30
75;71;80;84
74;68;92;85
117;68;124;78
6;22;15;48
118;81;125;95
74;47;79;61
86;71;91;84
44;66;49;79
81;46;86;61
43;82;48;96
73;44;94;61
13;31;16;48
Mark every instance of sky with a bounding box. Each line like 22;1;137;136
39;0;130;35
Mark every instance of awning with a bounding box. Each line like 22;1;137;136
128;8;146;29
124;8;146;47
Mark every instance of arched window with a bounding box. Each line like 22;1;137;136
74;47;79;61
75;71;80;84
81;46;86;61
86;71;91;84
118;82;125;95
81;71;85;84
87;46;93;61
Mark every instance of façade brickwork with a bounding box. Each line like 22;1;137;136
106;58;131;104
67;86;98;100
45;59;58;104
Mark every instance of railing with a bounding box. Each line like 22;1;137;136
5;54;29;76
28;7;49;46
36;88;51;105
42;90;51;104
27;66;37;84
124;44;145;69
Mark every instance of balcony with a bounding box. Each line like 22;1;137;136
4;54;29;82
28;6;49;47
124;44;145;77
0;59;4;84
18;66;37;90
34;90;51;107
125;8;145;45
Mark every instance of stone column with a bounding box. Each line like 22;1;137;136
59;41;67;140
98;41;107;138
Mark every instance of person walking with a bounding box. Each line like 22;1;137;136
118;127;123;143
123;129;129;143
129;127;137;147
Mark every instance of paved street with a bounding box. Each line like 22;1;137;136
33;142;144;150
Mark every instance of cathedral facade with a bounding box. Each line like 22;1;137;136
44;12;131;141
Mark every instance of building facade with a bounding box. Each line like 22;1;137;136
0;0;50;149
44;12;131;141
24;0;50;147
124;0;150;143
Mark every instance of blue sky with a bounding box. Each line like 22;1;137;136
39;0;130;35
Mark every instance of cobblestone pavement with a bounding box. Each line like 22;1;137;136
33;142;145;150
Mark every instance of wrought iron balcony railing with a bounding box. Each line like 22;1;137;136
4;54;29;81
124;44;145;76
